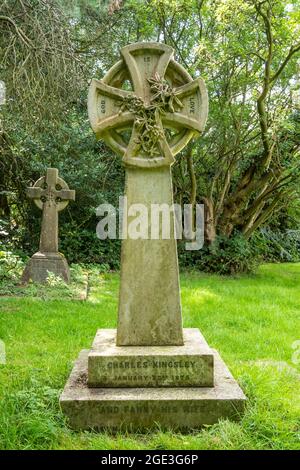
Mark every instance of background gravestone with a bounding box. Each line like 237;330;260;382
60;42;246;430
22;168;75;284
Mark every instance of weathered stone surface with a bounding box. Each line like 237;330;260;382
59;42;246;432
88;42;208;346
60;348;246;431
22;168;75;284
21;252;70;283
117;167;183;346
88;329;214;387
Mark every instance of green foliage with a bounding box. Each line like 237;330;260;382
253;229;300;263
0;260;89;299
59;221;121;267
179;234;261;275
46;272;67;288
179;228;300;274
1;0;300;273
1;381;64;449
0;251;24;281
1;106;123;267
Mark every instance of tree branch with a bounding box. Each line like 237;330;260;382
0;15;33;48
270;42;300;83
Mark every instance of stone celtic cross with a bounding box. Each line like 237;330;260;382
27;168;75;254
61;43;246;431
22;168;75;284
88;43;208;346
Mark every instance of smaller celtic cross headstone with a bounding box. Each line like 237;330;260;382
21;168;75;283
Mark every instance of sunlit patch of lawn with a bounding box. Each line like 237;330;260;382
0;263;299;449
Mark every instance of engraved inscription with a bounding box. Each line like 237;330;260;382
89;357;207;386
100;374;191;382
99;98;106;114
189;96;195;114
97;404;185;415
90;358;206;386
144;55;151;75
106;359;196;369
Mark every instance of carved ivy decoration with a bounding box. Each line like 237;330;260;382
119;73;183;157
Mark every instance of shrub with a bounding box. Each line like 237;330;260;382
59;221;121;268
252;228;300;263
0;251;24;281
178;234;261;274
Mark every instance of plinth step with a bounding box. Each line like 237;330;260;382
60;348;246;430
21;252;70;283
88;328;214;387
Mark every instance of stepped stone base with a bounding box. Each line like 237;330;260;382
60;346;246;431
21;251;70;284
88;329;214;387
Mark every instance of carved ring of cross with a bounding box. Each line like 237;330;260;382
29;175;73;212
88;42;208;168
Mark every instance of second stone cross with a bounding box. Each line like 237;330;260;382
22;168;75;283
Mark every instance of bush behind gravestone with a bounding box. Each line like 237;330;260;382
59;221;121;269
178;229;300;274
252;228;300;263
178;233;261;275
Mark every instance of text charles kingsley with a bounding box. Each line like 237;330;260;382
106;359;196;369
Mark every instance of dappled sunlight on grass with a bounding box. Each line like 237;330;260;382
88;273;119;306
183;287;219;305
0;263;299;449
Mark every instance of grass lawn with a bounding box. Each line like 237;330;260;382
0;263;299;450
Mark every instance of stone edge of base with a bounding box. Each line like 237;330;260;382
60;348;247;430
21;252;70;284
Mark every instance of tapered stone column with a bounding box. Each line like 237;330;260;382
117;166;183;346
